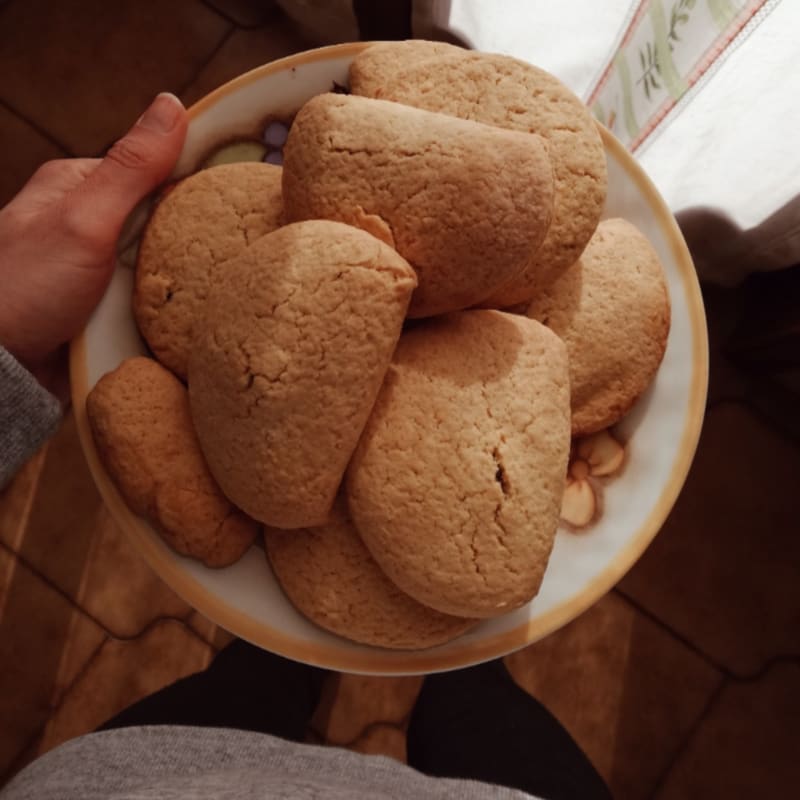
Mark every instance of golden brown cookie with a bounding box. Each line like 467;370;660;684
350;42;607;306
188;220;417;530
133;162;284;380
348;39;457;97
86;357;258;567
526;218;671;435
265;498;477;649
282;92;553;317
346;310;570;619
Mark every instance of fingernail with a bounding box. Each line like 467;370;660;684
137;93;183;134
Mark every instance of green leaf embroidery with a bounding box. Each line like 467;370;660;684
636;39;662;100
667;0;695;49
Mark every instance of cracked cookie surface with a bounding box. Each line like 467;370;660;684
350;41;607;307
133;162;284;380
526;218;671;436
188;220;417;529
265;498;477;649
346;310;570;619
86;357;258;567
282;92;553;317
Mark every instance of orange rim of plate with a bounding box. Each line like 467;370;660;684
69;42;709;675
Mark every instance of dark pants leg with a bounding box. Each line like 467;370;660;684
98;639;326;742
407;659;613;800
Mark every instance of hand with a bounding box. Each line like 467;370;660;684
0;93;188;392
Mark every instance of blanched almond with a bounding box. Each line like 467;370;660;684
577;430;625;477
560;479;596;528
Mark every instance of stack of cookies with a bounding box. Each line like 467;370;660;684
87;41;671;651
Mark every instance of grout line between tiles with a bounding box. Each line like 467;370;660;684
310;690;419;748
708;387;800;450
728;653;800;683
199;0;281;30
0;539;209;643
612;587;733;677
121;613;216;646
53;633;109;704
310;717;408;750
92;24;238;158
645;677;728;800
6;618;223;781
613;587;800;681
0;99;73;157
0;539;109;632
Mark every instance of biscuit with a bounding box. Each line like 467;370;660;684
133;162;284;379
350;42;607;306
282;92;553;317
188;220;417;529
348;39;457;97
86;357;258;567
346;310;570;619
265;498;477;649
526;218;671;435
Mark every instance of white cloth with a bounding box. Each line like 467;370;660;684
440;0;800;284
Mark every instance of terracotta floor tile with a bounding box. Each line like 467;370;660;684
313;674;423;745
187;609;236;651
37;620;212;756
309;672;341;739
350;723;407;763
49;607;107;708
0;0;231;154
0;545;13;613
0;445;47;553
505;592;722;800
11;412;103;593
0;104;65;206
181;17;310;108
203;0;279;27
11;411;192;636
619;402;800;676
655;662;800;799
0;546;104;779
72;505;192;637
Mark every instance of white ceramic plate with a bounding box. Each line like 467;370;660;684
70;42;708;675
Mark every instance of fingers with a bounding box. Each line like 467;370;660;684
69;93;188;249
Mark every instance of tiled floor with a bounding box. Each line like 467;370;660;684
1;1;799;797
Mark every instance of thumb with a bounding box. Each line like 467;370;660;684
72;93;188;244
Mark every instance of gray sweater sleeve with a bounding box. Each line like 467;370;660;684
0;347;62;488
0;726;537;799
